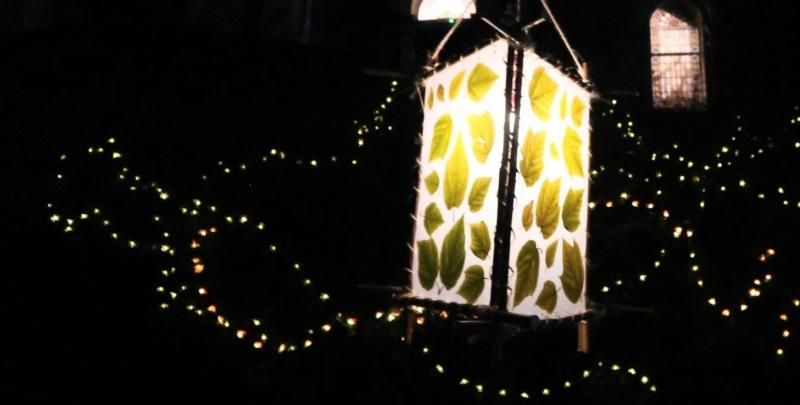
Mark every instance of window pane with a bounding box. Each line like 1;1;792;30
650;9;699;54
650;8;706;109
651;54;707;109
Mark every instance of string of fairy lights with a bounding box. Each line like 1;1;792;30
590;100;800;358
47;79;799;400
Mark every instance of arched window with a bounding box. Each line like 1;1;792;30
650;5;707;109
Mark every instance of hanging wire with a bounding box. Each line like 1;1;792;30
539;0;588;81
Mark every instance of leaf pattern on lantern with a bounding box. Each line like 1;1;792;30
468;111;494;163
417;239;438;290
429;114;452;162
449;70;465;100
536;280;557;313
468;177;491;212
520;129;546;187
424;171;439;194
469;221;491;260
529;67;558;121
522;200;534;231
546;240;558;268
444;136;469;209
440;216;466;289
536;178;561;239
562;188;584;232
457;266;485;304
564;126;584;178
467;63;499;103
561;239;585;303
424;203;444;235
514;240;540;307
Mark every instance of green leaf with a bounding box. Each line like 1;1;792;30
424;171;440;194
437;84;445;101
536;281;557;313
563;126;584;178
529;67;559;121
468;177;492;212
514;240;540;308
444;136;469;209
457;265;485;304
429;114;453;162
469;221;491;260
467;63;499;103
571;95;586;127
545;240;558;268
417;239;438;290
424;203;444;235
467;111;494;163
522;200;534;231
427;88;434;109
440;217;466;289
519;129;545;187
449;70;465;100
536;178;561;239
561;239;585;303
562;188;583;232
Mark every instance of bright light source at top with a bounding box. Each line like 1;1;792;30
414;0;476;21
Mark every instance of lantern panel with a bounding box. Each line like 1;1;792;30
410;40;509;306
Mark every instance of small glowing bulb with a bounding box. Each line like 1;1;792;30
236;330;246;339
435;364;444;374
708;298;717;306
721;309;730;317
777;348;784;356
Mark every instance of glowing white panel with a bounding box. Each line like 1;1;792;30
415;0;476;21
507;51;591;318
410;40;508;305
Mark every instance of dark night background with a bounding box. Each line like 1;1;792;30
2;1;800;403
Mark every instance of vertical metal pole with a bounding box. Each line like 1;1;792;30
490;43;523;310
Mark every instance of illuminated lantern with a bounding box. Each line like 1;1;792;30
411;0;476;21
410;39;591;319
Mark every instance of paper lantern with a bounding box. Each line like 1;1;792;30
410;39;591;319
412;0;476;21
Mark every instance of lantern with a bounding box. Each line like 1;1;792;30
410;39;591;319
